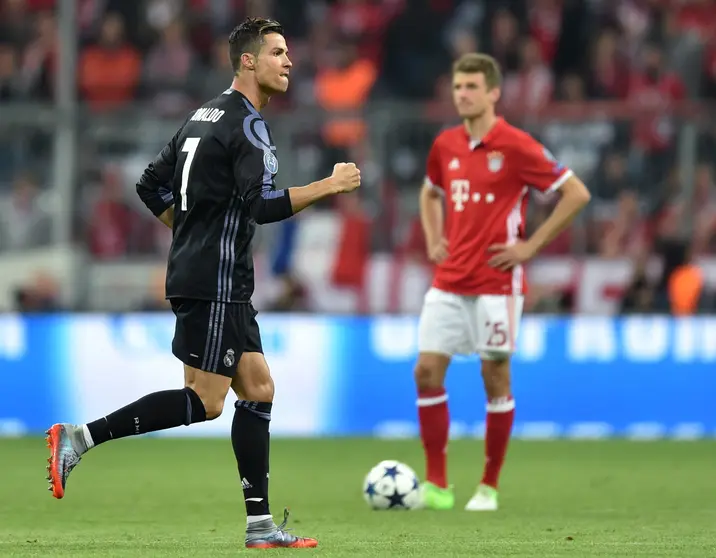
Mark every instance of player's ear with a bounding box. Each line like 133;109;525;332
489;86;501;104
241;52;256;71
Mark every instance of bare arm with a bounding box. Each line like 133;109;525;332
248;178;339;225
487;175;590;270
247;164;360;225
157;206;174;229
420;182;448;263
420;182;444;246
525;174;591;255
286;178;339;215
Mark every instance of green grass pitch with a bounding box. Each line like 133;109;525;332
1;437;714;557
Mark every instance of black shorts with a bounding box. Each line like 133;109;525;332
170;298;263;377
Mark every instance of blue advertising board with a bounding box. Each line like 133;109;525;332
0;314;714;439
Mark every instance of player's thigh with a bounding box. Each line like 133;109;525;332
475;295;524;358
183;366;196;386
171;298;247;409
475;295;524;393
417;288;474;358
230;304;274;403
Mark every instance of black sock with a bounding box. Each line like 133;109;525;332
86;387;206;446
232;400;272;518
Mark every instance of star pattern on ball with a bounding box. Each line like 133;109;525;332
387;488;405;508
383;465;400;479
365;482;377;498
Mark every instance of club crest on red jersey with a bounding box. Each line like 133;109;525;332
487;151;503;173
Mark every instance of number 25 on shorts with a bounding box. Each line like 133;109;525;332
485;321;507;348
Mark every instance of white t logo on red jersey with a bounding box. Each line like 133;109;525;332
451;179;496;211
450;179;470;211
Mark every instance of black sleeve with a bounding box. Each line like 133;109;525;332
135;121;187;217
232;133;293;225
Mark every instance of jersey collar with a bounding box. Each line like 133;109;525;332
465;116;505;150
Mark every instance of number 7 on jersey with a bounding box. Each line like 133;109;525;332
180;137;201;211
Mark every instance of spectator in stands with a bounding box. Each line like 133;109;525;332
14;271;61;312
528;0;563;66
380;0;449;99
328;0;395;64
266;275;308;312
657;239;704;315
447;28;479;61
613;0;656;61
701;33;716;97
593;150;631;202
0;171;51;251
691;162;716;254
18;10;57;100
599;190;651;259
79;12;141;111
1;0;712;309
627;41;686;188
0;42;20;100
674;0;716;44
542;72;618;182
330;192;371;311
587;28;630;99
141;18;198;116
85;164;138;259
486;8;521;75
202;35;233;100
620;257;657;314
501;36;554;112
315;36;377;173
264;217;308;312
0;0;32;48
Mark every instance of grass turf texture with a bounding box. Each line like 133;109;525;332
1;438;714;557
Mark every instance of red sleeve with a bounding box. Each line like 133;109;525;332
516;135;573;193
424;137;443;191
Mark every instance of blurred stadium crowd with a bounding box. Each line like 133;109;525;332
0;0;714;313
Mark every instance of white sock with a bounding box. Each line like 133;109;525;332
247;514;272;526
81;424;95;449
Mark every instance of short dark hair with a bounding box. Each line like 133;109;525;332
228;17;284;74
452;53;502;89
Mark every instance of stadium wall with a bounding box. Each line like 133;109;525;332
1;313;715;439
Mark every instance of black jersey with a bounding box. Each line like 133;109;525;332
136;89;292;303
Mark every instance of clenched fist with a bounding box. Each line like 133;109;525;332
331;162;361;193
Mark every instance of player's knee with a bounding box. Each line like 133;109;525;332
414;359;446;391
187;385;226;420
199;397;225;420
184;365;232;420
241;376;274;403
236;353;275;403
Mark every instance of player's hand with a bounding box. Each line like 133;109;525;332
331;162;361;193
427;237;449;264
487;240;536;271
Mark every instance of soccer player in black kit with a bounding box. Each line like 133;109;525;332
45;17;360;549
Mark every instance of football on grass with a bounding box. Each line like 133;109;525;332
362;460;421;510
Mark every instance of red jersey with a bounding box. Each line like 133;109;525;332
424;117;572;296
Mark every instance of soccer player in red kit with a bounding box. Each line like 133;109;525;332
416;53;590;511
